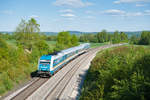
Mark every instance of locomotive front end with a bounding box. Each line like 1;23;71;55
38;55;52;77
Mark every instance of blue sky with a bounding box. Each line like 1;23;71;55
0;0;150;32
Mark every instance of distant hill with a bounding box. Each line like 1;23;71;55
0;31;143;37
44;31;142;37
108;31;142;37
0;31;13;34
123;31;141;37
43;31;98;36
43;31;142;37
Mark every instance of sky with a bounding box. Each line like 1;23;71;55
0;0;150;32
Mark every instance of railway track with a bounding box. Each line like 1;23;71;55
44;45;123;100
6;47;96;100
10;78;48;100
45;47;99;100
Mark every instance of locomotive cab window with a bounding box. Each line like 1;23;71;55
40;62;50;64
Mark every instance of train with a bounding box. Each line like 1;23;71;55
37;43;90;77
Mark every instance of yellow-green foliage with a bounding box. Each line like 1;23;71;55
0;38;51;95
80;45;150;100
56;31;79;51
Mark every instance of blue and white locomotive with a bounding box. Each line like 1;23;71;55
37;43;90;76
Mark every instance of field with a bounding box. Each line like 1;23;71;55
6;40;56;49
6;40;17;48
90;42;109;48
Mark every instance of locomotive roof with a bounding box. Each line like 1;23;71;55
53;43;90;59
60;43;90;54
40;55;51;60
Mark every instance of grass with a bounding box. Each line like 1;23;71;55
46;41;56;45
132;44;150;48
80;42;110;48
6;40;17;48
6;40;57;49
46;41;109;49
90;42;109;48
45;41;110;49
46;41;56;49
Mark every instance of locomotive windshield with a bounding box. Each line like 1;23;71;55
40;62;50;64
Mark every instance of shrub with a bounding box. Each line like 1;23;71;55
80;46;150;100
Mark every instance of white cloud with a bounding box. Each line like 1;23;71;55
145;10;150;13
1;10;13;15
29;15;39;18
114;0;149;4
136;4;145;6
103;9;125;16
59;9;73;13
103;9;146;16
126;12;143;16
144;10;150;15
53;0;93;8
61;13;75;17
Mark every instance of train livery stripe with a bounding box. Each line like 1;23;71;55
51;50;85;72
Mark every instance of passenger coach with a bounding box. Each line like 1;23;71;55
37;43;90;77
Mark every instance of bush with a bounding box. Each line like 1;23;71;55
80;46;150;100
0;39;51;95
0;38;8;49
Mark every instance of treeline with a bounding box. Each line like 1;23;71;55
130;31;150;45
79;30;128;44
0;18;78;95
80;46;150;100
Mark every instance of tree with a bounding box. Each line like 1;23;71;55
14;19;27;41
15;18;40;41
120;32;128;42
108;34;113;44
97;30;108;43
14;18;40;50
130;35;139;44
87;34;98;43
112;31;120;43
139;31;150;45
56;31;71;49
34;40;49;54
79;33;98;43
71;34;79;46
27;18;40;33
46;35;57;41
0;38;8;49
56;31;79;51
79;34;89;42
